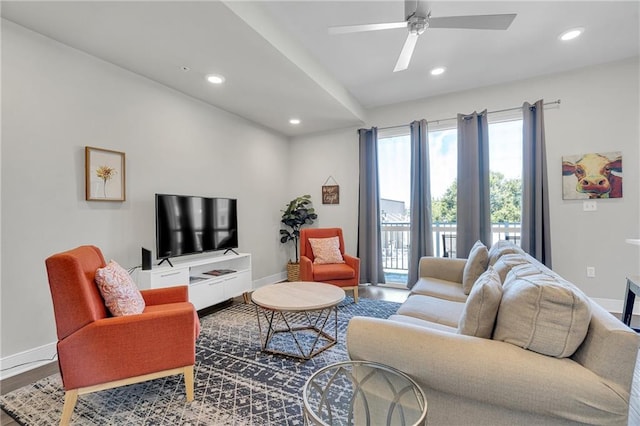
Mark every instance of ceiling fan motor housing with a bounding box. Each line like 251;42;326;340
408;15;428;35
405;0;430;34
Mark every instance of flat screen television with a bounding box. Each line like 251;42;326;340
155;193;238;261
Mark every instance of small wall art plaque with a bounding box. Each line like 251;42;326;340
85;146;126;201
322;176;339;204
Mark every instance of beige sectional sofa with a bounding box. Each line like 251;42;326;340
347;241;640;425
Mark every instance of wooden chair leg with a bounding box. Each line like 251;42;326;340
60;389;78;426
353;286;359;303
184;365;195;402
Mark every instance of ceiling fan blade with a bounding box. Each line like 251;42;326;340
428;13;516;30
329;21;407;35
393;33;419;72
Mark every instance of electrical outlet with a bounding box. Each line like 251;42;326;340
586;266;596;278
583;200;597;211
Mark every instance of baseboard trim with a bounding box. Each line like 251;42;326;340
592;297;640;315
0;342;57;381
252;272;286;290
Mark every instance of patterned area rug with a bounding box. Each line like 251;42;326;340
1;297;399;425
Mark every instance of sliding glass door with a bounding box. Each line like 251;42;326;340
376;116;523;286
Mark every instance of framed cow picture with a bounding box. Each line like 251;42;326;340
561;151;622;199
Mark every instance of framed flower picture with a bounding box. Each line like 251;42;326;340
85;146;126;201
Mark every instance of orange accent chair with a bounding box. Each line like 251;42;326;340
299;228;361;303
45;246;200;425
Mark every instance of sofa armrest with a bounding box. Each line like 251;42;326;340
347;317;630;423
300;256;313;281
418;257;466;283
140;285;188;305
343;254;360;282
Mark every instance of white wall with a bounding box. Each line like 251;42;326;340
288;128;360;256
291;57;640;303
0;20;293;364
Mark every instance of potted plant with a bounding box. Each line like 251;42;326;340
280;194;318;281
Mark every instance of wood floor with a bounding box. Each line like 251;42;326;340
2;285;638;426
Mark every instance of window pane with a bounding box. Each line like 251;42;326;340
378;135;411;285
378;135;410;216
429;128;458;257
488;120;523;245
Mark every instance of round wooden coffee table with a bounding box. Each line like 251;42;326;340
251;281;345;360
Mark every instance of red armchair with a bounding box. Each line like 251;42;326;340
299;228;361;302
45;246;200;425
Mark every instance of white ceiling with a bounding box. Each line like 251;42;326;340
2;1;639;137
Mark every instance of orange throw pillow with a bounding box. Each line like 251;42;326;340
95;260;146;316
309;236;345;264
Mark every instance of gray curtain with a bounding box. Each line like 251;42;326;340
357;127;386;285
408;119;433;288
456;110;491;257
521;100;552;266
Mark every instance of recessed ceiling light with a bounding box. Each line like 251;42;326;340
206;74;225;84
559;28;584;41
180;66;191;72
430;67;446;76
289;118;301;125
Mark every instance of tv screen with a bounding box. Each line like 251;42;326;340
155;194;238;260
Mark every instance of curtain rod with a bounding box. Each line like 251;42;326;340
378;99;561;131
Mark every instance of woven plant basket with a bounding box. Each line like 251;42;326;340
287;262;300;282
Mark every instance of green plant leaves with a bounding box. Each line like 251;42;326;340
279;195;318;262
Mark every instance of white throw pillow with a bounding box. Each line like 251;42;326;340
95;260;146;316
487;239;524;266
308;236;345;264
492;253;530;283
493;274;592;358
458;267;503;338
462;240;489;295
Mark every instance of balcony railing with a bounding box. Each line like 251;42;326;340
381;221;521;284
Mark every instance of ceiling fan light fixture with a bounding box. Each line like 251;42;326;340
430;67;446;76
206;74;225;85
559;28;584;41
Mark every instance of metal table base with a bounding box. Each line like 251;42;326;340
255;304;339;360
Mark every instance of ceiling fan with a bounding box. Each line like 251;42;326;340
328;0;516;72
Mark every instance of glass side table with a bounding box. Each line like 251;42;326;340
623;276;640;332
303;361;427;426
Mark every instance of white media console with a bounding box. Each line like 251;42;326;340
137;252;252;311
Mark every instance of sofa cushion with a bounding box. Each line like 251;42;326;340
488;240;524;266
462;240;489;295
396;294;465;328
95;260;146;316
388;314;459;333
308;236;345;264
493;274;592;358
492;253;530;283
411;277;467;302
312;263;355;281
458;267;503;338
